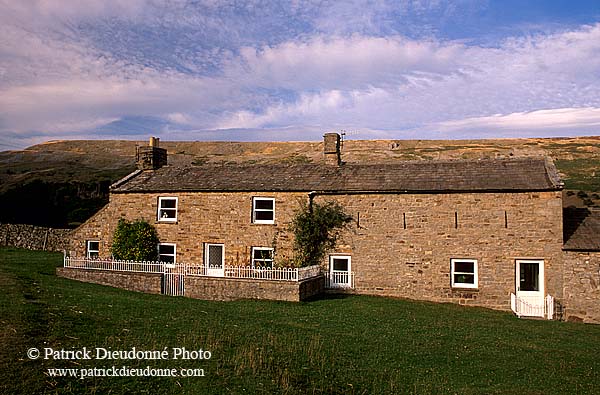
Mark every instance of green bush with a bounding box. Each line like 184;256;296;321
111;219;159;261
290;200;353;267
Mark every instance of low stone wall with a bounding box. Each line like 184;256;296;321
181;275;324;302
56;268;162;294
0;223;71;252
563;251;600;324
56;267;325;302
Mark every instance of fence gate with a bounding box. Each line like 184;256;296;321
162;264;185;296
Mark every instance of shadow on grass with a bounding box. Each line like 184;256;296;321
304;291;355;302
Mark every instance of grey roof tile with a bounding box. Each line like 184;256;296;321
111;157;563;193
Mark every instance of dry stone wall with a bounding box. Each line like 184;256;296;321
0;223;71;252
562;251;600;323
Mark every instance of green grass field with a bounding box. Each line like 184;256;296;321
2;247;600;394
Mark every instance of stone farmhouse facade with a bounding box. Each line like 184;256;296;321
64;134;600;323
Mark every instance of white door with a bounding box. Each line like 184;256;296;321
205;244;224;277
329;255;352;288
515;259;545;317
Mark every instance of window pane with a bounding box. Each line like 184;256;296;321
520;262;539;291
454;261;474;273
160;255;175;263
159;245;175;255
454;274;475;284
254;199;273;210
160;199;177;209
255;211;274;221
253;249;272;260
160;209;176;219
333;258;349;271
88;241;99;251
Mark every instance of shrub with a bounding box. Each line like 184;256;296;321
111;219;159;261
290;200;353;267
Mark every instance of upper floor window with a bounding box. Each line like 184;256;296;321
158;197;178;222
252;197;275;224
451;259;478;289
251;247;274;268
86;240;99;258
158;243;176;263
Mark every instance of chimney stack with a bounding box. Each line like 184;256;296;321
323;133;342;166
136;136;168;170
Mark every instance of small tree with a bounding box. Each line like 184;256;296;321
111;219;159;261
290;200;353;267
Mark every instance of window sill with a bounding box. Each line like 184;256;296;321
156;220;178;224
451;286;479;292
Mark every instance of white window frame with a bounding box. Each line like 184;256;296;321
86;240;99;258
252;197;275;224
450;258;478;289
329;255;352;288
158;243;177;263
157;197;178;222
251;247;274;268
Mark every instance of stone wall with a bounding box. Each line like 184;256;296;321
56;268;163;294
68;191;305;263
185;275;324;302
70;189;564;313
318;191;564;312
56;267;324;302
0;223;71;252
562;251;600;323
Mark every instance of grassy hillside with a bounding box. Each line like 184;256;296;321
2;247;600;394
1;136;599;227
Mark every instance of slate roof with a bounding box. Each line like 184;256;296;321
563;208;600;251
111;157;563;194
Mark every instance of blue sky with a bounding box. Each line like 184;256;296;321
1;1;600;150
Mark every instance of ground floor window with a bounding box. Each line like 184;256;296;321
158;243;176;263
329;255;352;288
86;240;99;258
450;258;478;289
251;247;273;268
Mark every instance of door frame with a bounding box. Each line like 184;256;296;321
515;259;545;317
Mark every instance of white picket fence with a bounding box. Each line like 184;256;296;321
63;256;321;282
64;257;164;273
510;293;554;320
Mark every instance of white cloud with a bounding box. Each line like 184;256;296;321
216;24;600;133
434;107;600;133
230;35;465;91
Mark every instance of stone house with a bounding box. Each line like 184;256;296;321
65;134;600;323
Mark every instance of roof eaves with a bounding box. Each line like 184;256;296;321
110;187;561;194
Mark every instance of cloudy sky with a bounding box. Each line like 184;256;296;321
1;1;600;150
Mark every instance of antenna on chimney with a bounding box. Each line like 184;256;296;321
340;130;360;149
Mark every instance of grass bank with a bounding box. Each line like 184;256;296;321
1;247;599;394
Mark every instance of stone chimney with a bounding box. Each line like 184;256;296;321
136;137;167;170
323;133;342;166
